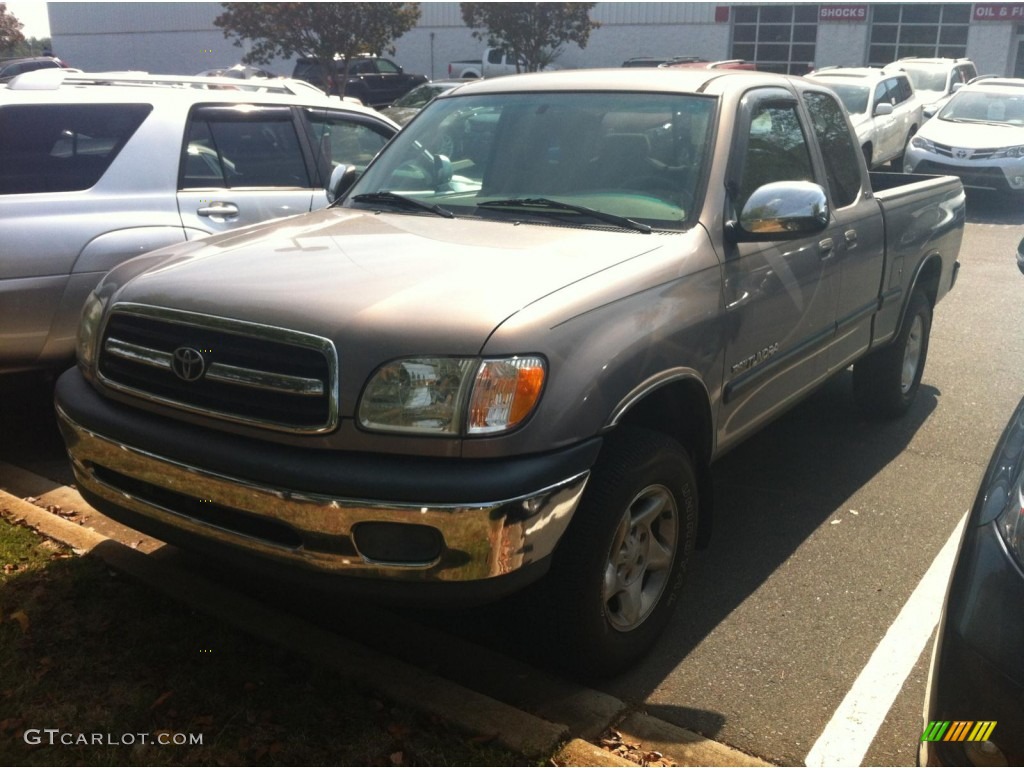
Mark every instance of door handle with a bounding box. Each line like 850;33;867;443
845;229;858;249
819;237;835;259
197;202;240;218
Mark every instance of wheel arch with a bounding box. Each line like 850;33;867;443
605;371;715;548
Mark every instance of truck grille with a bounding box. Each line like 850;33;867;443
97;305;338;433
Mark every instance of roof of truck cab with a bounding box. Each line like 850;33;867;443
435;67;796;97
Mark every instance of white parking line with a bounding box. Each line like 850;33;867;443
804;513;967;767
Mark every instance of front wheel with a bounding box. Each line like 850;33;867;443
537;427;697;678
853;289;932;418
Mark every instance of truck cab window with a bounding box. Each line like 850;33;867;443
803;91;862;208
737;103;814;207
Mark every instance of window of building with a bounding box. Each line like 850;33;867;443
732;4;818;75
867;3;971;65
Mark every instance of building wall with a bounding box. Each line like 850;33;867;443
967;20;1017;77
48;2;1022;82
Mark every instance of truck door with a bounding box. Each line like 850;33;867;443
719;88;839;444
802;89;887;372
176;105;316;239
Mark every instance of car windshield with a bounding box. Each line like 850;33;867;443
938;90;1024;126
901;66;947;96
822;83;870;115
345;91;715;229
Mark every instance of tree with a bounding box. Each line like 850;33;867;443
460;2;599;72
214;2;420;97
0;2;26;55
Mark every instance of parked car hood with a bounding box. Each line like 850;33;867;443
111;208;669;355
920;118;1024;148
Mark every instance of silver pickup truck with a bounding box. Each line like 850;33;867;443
55;69;964;675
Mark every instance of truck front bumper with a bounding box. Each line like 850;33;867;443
55;368;595;596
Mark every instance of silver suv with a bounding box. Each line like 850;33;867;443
0;70;398;374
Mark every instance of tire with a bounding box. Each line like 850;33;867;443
538;427;697;678
853;289;932;418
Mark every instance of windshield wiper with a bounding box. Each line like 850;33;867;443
351;191;455;219
944;117;1013;127
478;197;652;234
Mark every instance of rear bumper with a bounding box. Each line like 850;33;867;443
55;368;596;598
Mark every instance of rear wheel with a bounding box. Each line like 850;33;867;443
538;427;697;678
853;289;932;418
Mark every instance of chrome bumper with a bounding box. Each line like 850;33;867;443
58;407;589;582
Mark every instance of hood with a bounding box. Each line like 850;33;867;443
112;208;666;357
920;118;1024;149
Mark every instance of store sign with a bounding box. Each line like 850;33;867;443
972;3;1024;20
819;4;868;22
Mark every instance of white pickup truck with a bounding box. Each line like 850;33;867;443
448;48;525;79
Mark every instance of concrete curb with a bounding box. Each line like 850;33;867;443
0;466;773;767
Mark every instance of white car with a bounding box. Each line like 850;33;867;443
805;67;923;169
887;57;978;119
903;78;1024;192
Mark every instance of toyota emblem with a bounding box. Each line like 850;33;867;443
955;149;971;160
171;347;206;382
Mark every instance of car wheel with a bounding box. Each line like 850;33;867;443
538;427;697;678
853;289;932;418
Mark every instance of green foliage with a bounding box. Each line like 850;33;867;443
214;2;421;96
0;2;26;55
459;2;600;72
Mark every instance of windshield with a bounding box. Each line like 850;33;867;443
902;66;947;96
344;91;716;229
938;90;1024;125
822;83;870;115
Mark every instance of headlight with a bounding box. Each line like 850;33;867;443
911;135;936;152
996;480;1024;568
75;291;107;375
358;355;546;436
991;145;1024;159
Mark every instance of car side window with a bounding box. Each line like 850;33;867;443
181;106;310;189
803;91;861;209
304;110;391;179
737;102;815;208
894;77;912;104
376;59;400;75
0;103;152;194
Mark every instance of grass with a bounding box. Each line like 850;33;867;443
0;517;532;766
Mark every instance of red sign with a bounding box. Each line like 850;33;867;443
819;4;868;22
973;3;1024;20
715;6;730;23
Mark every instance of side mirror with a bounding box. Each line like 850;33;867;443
726;181;830;243
327;164;359;204
433;153;452;187
923;104;938;119
874;102;894;117
1017;236;1024;276
951;81;964;94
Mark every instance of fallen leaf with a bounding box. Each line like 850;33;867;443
389;751;405;766
150;690;174;710
9;610;29;633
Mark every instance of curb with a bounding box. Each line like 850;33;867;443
0;465;772;767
